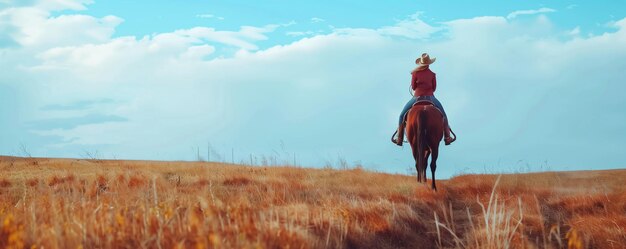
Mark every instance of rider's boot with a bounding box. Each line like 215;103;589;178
393;122;406;146
444;118;455;145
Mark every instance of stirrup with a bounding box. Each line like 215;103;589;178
445;129;457;145
444;137;455;145
391;130;402;146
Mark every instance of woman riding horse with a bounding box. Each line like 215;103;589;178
392;53;455;146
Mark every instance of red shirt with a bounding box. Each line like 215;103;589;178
411;68;436;96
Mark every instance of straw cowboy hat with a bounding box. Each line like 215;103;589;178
415;53;436;71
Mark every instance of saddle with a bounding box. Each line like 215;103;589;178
413;100;435;107
402;100;444;123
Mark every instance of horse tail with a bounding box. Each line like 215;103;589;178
419;107;428;139
416;107;428;179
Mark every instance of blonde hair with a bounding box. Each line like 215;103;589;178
411;65;428;73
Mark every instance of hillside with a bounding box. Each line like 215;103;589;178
0;156;625;248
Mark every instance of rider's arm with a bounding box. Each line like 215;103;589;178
411;72;417;90
432;73;437;92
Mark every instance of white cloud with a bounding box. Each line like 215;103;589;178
310;17;324;23
335;12;439;39
286;31;320;37
507;7;556;19
286;31;308;37
35;0;94;11
181;44;215;60
568;26;580;36
29;23;286;75
0;5;122;48
196;13;224;20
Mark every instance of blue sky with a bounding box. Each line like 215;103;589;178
1;0;625;178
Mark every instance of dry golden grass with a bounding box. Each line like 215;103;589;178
0;156;625;248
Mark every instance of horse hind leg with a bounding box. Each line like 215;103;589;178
422;150;430;184
411;142;421;183
430;146;439;190
415;162;421;183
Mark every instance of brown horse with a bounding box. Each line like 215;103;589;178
405;103;444;190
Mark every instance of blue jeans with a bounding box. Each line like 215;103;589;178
398;95;447;125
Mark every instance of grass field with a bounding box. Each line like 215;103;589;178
0;156;625;248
